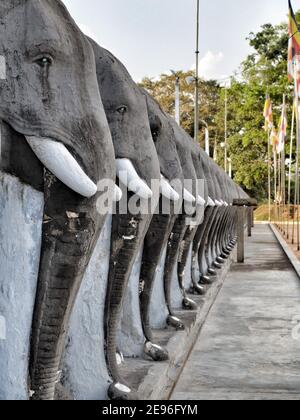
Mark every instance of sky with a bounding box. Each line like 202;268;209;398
63;0;289;82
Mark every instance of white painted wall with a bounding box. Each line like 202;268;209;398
63;215;112;401
0;173;44;400
118;248;145;358
150;245;169;329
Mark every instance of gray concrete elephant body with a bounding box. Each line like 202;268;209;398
192;150;219;284
176;140;210;296
89;40;162;399
0;0;115;400
163;119;204;320
139;90;185;344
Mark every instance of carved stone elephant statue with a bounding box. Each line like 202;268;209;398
0;0;116;400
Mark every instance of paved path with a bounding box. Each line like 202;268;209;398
171;224;300;400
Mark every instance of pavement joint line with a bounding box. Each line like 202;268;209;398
269;223;300;280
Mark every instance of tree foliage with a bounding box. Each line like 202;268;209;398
139;12;300;202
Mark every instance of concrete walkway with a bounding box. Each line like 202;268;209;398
171;224;300;400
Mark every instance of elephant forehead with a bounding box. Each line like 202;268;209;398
0;56;5;79
1;0;86;60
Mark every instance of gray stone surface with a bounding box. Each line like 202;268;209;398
270;223;300;279
121;255;233;400
170;254;183;309
118;249;145;358
150;245;169;329
0;173;44;400
171;224;300;400
183;244;193;290
63;215;112;401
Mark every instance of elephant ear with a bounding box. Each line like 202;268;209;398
0;1;24;124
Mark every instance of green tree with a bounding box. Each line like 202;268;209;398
217;17;298;201
140;13;300;202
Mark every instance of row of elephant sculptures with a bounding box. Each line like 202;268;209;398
0;0;251;401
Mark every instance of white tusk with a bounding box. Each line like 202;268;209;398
196;195;206;206
207;196;216;207
183;188;196;204
215;200;223;207
116;158;153;200
26;137;97;198
113;185;123;202
160;175;180;201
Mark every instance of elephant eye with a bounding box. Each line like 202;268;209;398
152;130;159;140
117;106;127;115
151;127;160;141
34;56;53;68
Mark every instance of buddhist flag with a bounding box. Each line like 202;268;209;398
277;101;287;154
288;1;300;93
263;95;273;131
270;126;279;152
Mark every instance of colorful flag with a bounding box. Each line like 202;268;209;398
288;1;300;94
270;126;279;151
277;101;287;154
263;95;273;131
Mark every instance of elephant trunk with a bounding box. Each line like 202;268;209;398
105;207;151;385
178;224;205;296
192;207;212;282
30;172;102;400
198;207;219;276
140;204;177;342
163;214;187;316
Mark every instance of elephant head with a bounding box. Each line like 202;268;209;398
0;0;116;400
89;40;162;400
138;90;185;354
176;140;209;296
192;148;218;285
140;89;183;191
0;0;114;194
162;118;205;323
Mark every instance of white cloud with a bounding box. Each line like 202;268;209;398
191;51;225;81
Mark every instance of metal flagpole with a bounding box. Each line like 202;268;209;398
175;76;180;125
295;85;300;250
268;129;272;222
194;0;200;143
278;151;281;228
225;84;228;173
287;102;295;239
274;146;277;223
281;95;286;233
278;148;281;229
282;148;286;233
279;150;282;230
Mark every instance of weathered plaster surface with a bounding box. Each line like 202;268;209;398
150;245;169;329
0;173;43;400
170;255;183;309
63;215;112;401
118;249;145;358
184;244;193;291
